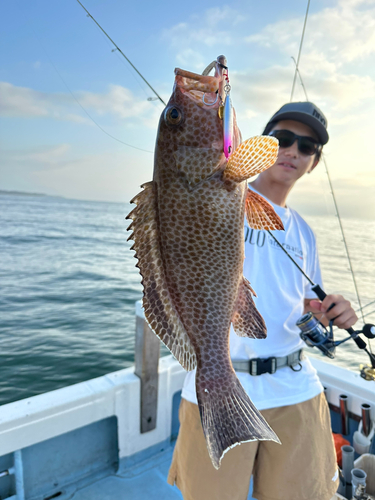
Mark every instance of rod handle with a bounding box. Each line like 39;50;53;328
311;284;326;301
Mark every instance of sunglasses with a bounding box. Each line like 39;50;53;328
269;130;322;156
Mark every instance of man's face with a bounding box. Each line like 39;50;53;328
263;119;320;185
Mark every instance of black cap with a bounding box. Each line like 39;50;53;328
263;101;329;145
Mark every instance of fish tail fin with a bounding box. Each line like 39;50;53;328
196;369;280;470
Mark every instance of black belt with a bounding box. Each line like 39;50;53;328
231;349;305;376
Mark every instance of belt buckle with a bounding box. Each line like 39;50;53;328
250;357;277;376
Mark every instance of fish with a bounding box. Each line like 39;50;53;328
127;58;284;469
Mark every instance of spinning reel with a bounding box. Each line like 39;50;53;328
297;312;375;359
296;285;375;381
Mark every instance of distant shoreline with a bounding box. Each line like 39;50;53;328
0;189;49;197
0;190;128;206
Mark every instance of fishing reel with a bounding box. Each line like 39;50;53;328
296;312;375;367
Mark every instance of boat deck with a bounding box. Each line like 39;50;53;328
70;446;182;500
69;445;255;500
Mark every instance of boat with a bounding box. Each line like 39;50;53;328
0;301;374;500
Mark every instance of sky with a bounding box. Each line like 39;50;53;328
1;0;375;219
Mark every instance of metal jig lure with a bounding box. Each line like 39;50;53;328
222;75;233;159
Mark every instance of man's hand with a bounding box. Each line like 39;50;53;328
304;294;358;330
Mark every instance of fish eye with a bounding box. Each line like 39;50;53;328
164;106;184;126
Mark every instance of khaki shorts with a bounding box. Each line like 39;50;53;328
168;393;339;500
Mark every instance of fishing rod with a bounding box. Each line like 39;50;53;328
76;0;166;107
285;0;375;375
290;56;368;327
290;0;368;322
290;0;310;102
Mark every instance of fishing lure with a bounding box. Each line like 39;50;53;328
222;71;233;158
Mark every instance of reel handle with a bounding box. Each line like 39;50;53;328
362;324;375;339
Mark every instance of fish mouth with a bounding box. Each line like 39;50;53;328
174;67;221;107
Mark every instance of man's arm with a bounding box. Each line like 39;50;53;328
304;295;358;329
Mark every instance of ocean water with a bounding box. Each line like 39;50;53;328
0;193;374;406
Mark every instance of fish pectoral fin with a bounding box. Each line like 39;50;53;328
245;189;284;231
127;182;197;371
196;369;280;470
174;147;224;187
232;277;267;339
223;136;278;183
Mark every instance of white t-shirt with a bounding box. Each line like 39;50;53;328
181;188;324;410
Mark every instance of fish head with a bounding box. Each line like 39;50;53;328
154;64;241;185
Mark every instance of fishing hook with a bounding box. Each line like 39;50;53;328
202;92;219;106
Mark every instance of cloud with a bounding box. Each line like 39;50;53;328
0;82;51;118
163;6;243;48
0;81;161;128
162;6;245;70
231;60;375;120
239;1;375;116
1;144;72;174
246;0;375;64
175;49;208;72
77;85;150;119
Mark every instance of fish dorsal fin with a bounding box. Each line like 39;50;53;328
245;189;284;230
127;182;197;371
223;136;278;183
232;277;267;339
174;146;224;187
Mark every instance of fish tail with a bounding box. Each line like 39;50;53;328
196;369;280;469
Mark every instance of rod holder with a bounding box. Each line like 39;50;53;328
351;468;367;499
361;403;372;437
341;445;355;484
340;394;349;435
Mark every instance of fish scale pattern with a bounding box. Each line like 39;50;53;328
173;146;224;187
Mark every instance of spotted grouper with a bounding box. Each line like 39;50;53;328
127;59;284;469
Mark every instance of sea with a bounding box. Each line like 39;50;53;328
1;193;374;406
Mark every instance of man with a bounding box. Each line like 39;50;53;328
167;102;358;500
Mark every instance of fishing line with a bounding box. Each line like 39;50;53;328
363;309;375;319
89;16;151;101
357;300;375;313
30;26;153;154
291;56;309;102
76;0;167;107
290;0;310;102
